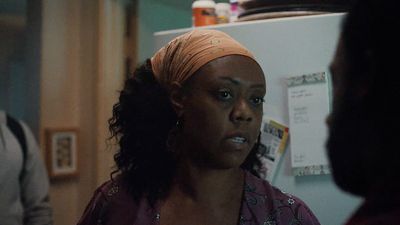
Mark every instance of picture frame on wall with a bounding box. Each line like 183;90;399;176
46;128;78;179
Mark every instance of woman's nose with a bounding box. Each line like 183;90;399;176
230;98;252;123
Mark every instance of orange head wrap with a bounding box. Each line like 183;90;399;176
151;29;256;91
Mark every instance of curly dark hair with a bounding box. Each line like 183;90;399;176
109;59;262;205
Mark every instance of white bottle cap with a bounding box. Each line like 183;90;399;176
192;0;216;8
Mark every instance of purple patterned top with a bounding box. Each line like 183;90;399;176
77;171;320;225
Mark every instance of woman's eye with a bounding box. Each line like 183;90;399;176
216;90;233;101
251;97;265;106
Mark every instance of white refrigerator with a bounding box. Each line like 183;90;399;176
153;13;361;225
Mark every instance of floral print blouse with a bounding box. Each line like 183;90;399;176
77;171;320;225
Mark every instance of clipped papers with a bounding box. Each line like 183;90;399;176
287;72;331;176
257;119;289;181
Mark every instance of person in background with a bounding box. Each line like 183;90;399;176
327;0;400;224
0;111;53;225
77;29;320;225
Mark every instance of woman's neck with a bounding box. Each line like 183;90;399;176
159;164;245;225
167;163;244;206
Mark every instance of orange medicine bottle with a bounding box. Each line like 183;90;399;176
192;0;217;27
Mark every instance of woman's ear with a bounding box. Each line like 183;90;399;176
169;81;186;116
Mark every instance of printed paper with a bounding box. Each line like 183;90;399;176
257;119;289;181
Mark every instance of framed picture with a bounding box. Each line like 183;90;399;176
46;128;78;179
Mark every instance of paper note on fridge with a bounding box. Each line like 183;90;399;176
287;72;330;175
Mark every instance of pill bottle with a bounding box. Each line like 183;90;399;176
192;0;216;27
215;3;230;24
229;0;239;22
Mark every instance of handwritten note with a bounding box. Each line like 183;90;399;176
287;72;330;175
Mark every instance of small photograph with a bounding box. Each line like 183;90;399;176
46;128;78;179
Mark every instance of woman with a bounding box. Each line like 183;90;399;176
77;29;320;225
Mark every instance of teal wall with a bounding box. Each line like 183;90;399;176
137;0;229;63
0;0;41;137
137;0;192;63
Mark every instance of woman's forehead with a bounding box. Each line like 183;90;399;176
190;55;266;88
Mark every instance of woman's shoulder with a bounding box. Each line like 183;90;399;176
243;171;321;225
87;175;130;205
97;176;128;200
76;176;140;225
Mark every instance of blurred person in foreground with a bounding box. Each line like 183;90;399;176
77;29;320;225
0;111;53;225
327;0;400;224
